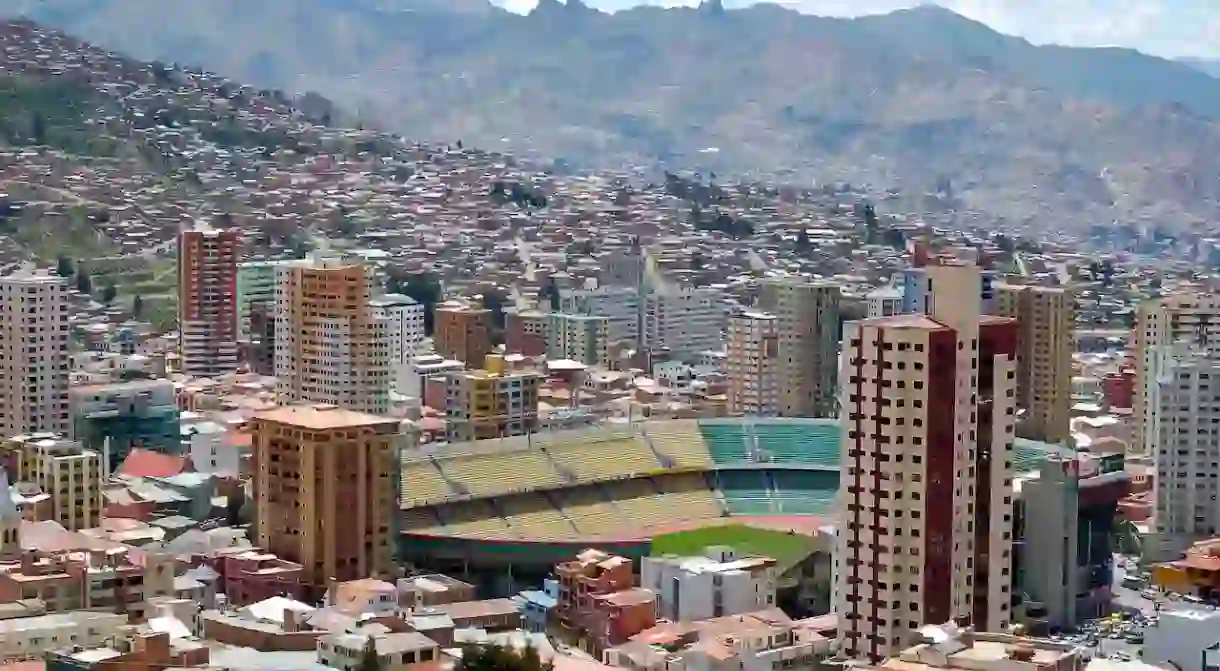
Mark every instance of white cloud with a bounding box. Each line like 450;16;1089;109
492;0;1220;58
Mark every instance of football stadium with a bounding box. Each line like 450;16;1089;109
398;417;1067;595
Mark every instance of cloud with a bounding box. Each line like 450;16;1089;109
492;0;1220;58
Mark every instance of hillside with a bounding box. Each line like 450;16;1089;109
9;0;1220;228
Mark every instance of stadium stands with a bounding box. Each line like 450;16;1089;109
699;421;751;464
437;500;514;539
555;487;629;536
770;471;838;515
500;495;576;541
717;470;772;515
644;420;714;468
546;436;662;481
752;420;839;467
439;449;565;498
401;459;455;506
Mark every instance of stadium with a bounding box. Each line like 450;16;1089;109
398;418;1067;597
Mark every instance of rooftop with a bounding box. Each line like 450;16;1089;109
253;404;401;430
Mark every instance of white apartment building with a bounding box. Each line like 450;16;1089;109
547;313;610;367
402;354;465;402
1150;345;1220;558
0;269;70;437
184;419;242;476
641;548;777;622
0;611;128;660
1134;292;1220;455
560;286;641;346
836;263;1017;662
370;293;427;393
866;286;903;318
726;310;780;416
642;287;727;360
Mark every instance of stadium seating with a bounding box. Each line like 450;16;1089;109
770;471;838;515
717;470;774;515
698;421;751;464
546;436;662;481
752;420;840;467
437;500;514;539
500;495;576;541
656;474;724;520
400;507;443;533
438;450;565;498
553;487;628;536
400;459;456;507
644;420;714;468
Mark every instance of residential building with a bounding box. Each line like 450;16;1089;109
397;574;476;610
317;631;441;671
1150;345;1220;558
1133;292;1220;455
200;549;306;606
0;467;18;560
561;286;641;346
854;624;1082;671
994;284;1075;444
600;249;646;289
836;262;1018;661
251;404;401;597
641;287;727;361
547;313;611;366
902;266;998;316
0;611;127;660
434;299;493;366
0;268;70;436
403;354;465;408
371;293;427;392
444;355;540;442
505;308;549;357
1019;453;1130;628
2;433;103;531
726;310;780;416
555;549;635;626
640;548;777;622
177;226;239;377
758;278;840;418
248;300;277;375
184;418;241;476
69;380;180;471
866;286;903;318
275;255;391;415
1143;606;1220;671
236;259;289;341
518;578;559;633
0;547;175;618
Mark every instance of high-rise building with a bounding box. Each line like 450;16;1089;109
444;355;540;443
251;404;401;597
69;380;180;471
177;227;239;377
1150;345;1220;558
505;308;549;358
546;313;610;366
641;287;727;360
902;266;998;316
370;293;426;393
274;255;390;415
1133;292;1220;455
434;300;493;366
0;269;70;436
758;278;840;418
236;259;289;341
561;287;641;346
726;310;780;416
2;433;103;531
994;284;1075;444
836;263;1017;661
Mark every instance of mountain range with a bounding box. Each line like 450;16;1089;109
7;0;1220;228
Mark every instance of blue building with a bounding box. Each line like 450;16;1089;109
69;380;180;470
517;578;559;633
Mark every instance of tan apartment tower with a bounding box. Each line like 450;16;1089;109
2;434;103;531
274;255;390;415
994;284;1075;444
177;226;240;377
251;404;401;598
758;278;840;417
435;300;493;366
726;310;780;416
1133;291;1220;455
836;263;1017;661
0;269;70;436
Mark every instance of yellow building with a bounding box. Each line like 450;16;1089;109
994;284;1075;444
251;404;402;599
1;433;102;531
444;355;540;443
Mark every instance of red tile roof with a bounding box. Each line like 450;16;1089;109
117;449;190;479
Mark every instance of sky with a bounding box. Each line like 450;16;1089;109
490;0;1220;59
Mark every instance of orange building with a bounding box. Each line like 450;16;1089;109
177;226;239;377
274;256;390;415
435;300;492;365
251;404;402;599
1152;538;1220;598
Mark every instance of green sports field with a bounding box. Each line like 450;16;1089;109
650;524;819;570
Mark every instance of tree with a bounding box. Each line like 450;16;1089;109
456;644;551;671
794;230;811;255
55;255;74;278
387;270;443;335
360;635;381;671
132;294;144;319
101;282;117;304
75;270;92;295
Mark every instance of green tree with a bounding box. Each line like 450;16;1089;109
456;644;551;671
101;282;117;305
360;636;381;671
75;270;92;295
387;270;443;335
55;255;74;278
132;294;144;319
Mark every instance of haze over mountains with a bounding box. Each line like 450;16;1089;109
8;0;1220;228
